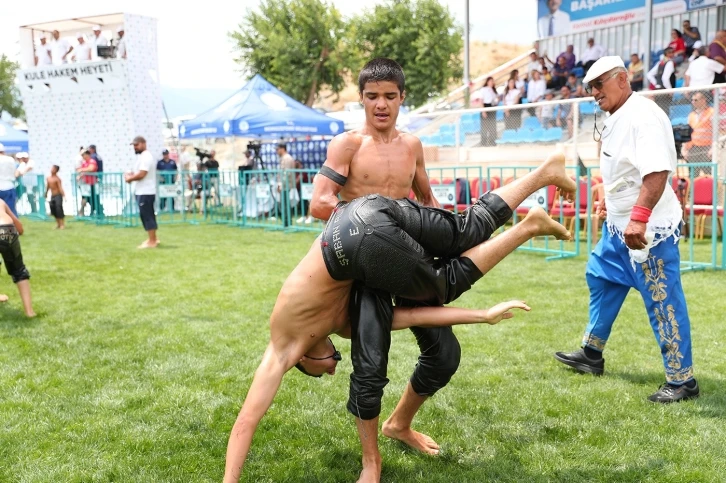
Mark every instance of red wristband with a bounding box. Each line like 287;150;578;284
630;205;652;223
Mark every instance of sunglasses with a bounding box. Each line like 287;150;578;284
294;337;342;378
585;71;620;95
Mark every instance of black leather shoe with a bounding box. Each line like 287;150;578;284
648;381;700;403
554;349;604;375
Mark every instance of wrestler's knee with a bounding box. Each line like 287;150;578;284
11;266;30;284
347;377;386;420
478;191;513;227
410;329;461;396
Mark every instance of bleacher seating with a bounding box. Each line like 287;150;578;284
579;101;597;116
495;126;564;144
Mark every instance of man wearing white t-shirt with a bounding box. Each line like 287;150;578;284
116;27;127;60
73;33;92;63
685;46;724;87
50;30;73;65
35;36;52;66
0;144;19;216
90;25;109;60
125;136;158;249
555;56;698;403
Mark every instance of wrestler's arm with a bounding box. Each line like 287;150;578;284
409;136;440;208
392;301;530;328
223;343;291;483
310;134;355;221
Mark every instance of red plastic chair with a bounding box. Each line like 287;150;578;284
550;180;593;233
685;176;723;239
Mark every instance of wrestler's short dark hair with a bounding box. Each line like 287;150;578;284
52;165;60;171
358;58;405;94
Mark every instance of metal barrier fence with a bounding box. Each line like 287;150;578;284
71;173;139;227
15;174;47;220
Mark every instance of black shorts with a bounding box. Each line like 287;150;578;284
320;193;512;305
49;194;64;219
0;225;30;283
136;195;158;231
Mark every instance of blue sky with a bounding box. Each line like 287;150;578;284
1;0;537;89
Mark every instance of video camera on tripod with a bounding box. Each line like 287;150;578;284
194;147;212;162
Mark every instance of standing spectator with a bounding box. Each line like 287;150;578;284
203;150;220;205
116;27;127;60
50;30;73;65
88;144;104;217
538;0;570;38
125;136;158;249
503;78;522;130
538;90;556;128
682;20;701;57
526;70;547;116
34;35;51;66
274;143;295;227
15;153;38;214
73;33;92;62
550;56;569;89
688;40;703;62
668;29;687;65
478;76;499;147
526;52;542;80
708;30;726;83
555;85;575;138
685;46;724;87
681;93;714;175
648;48;676;115
0;144;19;216
90;25;109;60
577;38;606;73
157;149;178;211
76;150;98;216
293;160;312;224
628;54;644;91
557;45;576;72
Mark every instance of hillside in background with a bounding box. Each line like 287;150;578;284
315;41;530;111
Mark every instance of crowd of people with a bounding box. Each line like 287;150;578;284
34;25;127;66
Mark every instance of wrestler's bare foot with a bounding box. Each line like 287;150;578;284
382;422;440;455
0;294;8;303
25;310;36;318
523;206;572;240
541;151;577;194
356;459;381;483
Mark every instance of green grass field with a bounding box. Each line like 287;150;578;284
1;219;726;482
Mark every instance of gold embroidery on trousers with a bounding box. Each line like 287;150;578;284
582;334;607;351
642;255;692;383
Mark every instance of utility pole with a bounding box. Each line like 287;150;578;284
464;0;470;108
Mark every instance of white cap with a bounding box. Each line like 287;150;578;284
92;25;101;31
16;152;28;159
694;40;703;49
117;26;124;33
0;143;5;151
76;32;84;39
39;34;46;40
583;56;626;84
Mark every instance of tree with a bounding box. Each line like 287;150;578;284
0;54;24;119
229;0;356;106
351;0;463;107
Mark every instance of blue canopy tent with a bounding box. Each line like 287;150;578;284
0;121;29;154
179;74;343;139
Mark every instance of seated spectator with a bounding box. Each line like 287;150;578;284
685;46;724;87
565;74;584;97
669;29;687;65
538;90;556;128
503;78;522;130
682;20;701;57
526;52;542;80
555;85;575;138
510;69;525;92
557;45;576;71
549;56;569;89
647;47;676;90
577;38;605;73
527;70;547;103
708;30;726;83
628;54;644;91
681;92;713;175
73;33;92;63
541;66;553;85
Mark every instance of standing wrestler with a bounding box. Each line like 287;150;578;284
224;152;576;482
46;165;66;230
0;198;35;317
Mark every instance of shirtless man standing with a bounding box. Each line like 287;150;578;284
223;151;576;481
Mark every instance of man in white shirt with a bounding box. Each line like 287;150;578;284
0;144;19;216
685;46;724;87
526;52;542;80
73;33;92;63
538;0;570;38
647;48;676;90
555;56;698;404
15;153;38;214
90;25;109;60
578;38;606;72
35;35;52;66
125;136;158;248
50;30;73;65
116;27;127;60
